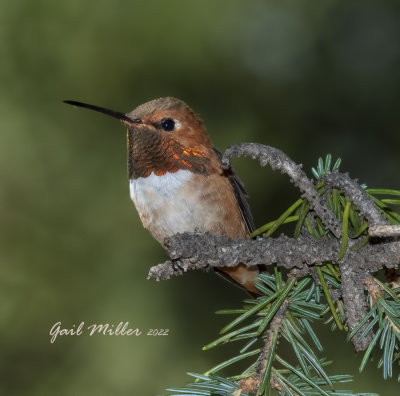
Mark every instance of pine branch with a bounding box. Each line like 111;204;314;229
157;145;400;394
322;172;387;226
222;143;342;238
369;225;400;238
148;144;400;353
148;233;399;275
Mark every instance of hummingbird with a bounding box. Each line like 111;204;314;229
64;97;260;295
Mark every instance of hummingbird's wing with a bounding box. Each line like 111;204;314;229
210;149;260;297
213;148;255;234
227;170;255;234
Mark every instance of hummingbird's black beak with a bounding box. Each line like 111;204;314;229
63;100;142;124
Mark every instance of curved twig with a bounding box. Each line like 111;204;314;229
222;143;342;238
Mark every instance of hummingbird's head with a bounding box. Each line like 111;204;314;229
64;97;217;179
126;97;212;150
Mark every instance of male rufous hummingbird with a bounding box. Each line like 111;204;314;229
64;97;260;295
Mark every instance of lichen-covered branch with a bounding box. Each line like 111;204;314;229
222;143;342;238
322;172;389;226
369;225;400;238
147;232;400;280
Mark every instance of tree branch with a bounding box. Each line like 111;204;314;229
147;143;399;351
322;173;389;226
369;225;400;238
148;232;400;278
222;143;342;238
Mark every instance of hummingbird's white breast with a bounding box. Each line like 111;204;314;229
129;169;247;246
129;170;199;245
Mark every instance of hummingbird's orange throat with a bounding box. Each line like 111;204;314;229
127;126;209;179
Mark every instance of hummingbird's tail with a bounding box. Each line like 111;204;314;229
215;265;261;297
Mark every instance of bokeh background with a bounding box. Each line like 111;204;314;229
1;0;399;395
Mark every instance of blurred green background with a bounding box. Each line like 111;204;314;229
1;0;399;395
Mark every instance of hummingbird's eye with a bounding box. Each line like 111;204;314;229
160;118;175;131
